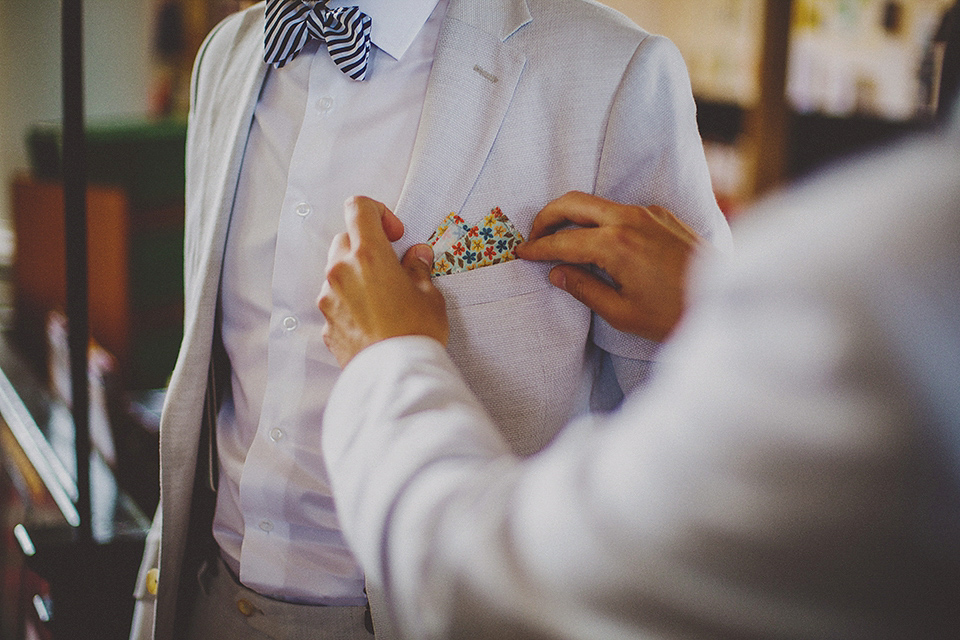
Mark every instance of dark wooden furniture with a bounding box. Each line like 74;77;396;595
14;119;187;393
0;337;150;639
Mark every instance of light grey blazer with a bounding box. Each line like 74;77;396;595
133;0;731;638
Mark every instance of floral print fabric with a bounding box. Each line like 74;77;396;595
428;208;525;277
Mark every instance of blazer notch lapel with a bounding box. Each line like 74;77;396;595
189;11;267;305
394;16;527;251
176;8;266;479
500;0;532;41
446;0;531;42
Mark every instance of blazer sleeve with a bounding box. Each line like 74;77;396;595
593;34;733;395
182;18;229;294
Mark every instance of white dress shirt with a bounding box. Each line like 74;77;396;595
215;0;444;604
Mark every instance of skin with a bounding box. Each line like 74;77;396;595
517;191;703;342
319;192;702;366
318;196;448;367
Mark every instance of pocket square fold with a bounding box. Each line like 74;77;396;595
428;208;525;277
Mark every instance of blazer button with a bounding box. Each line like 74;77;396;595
236;599;257;617
146;568;159;596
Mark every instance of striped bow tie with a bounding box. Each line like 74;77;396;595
264;0;373;80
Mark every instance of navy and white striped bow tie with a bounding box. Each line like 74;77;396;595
264;0;373;80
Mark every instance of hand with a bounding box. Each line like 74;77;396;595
515;191;703;342
319;196;449;367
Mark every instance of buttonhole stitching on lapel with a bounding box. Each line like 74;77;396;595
473;65;499;83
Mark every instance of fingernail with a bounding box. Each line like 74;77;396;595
415;245;434;265
549;268;566;289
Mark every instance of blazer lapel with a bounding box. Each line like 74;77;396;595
164;10;266;535
393;0;531;252
156;14;269;640
192;27;268;309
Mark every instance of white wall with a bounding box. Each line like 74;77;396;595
0;0;154;227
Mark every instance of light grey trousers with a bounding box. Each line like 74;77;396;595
184;555;375;640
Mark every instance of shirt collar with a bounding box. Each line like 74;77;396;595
325;0;442;61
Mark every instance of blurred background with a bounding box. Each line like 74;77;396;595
0;0;956;638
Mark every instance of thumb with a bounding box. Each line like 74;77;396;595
401;244;435;284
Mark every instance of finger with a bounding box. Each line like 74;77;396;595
320;322;350;369
381;208;405;243
343;196;395;250
548;264;625;320
401;244;435;285
321;321;335;355
528;191;634;241
326;232;351;271
517;226;615;268
647;205;701;245
317;279;334;317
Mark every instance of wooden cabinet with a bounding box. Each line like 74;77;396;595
9;120;184;524
12;176;184;391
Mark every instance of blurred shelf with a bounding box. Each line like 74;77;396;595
0;334;149;639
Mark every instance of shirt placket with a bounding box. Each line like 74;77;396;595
236;53;346;587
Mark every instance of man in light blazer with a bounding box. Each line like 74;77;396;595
131;0;731;638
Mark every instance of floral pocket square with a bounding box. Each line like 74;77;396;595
427;208;525;277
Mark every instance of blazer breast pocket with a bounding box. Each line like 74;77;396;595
434;259;592;456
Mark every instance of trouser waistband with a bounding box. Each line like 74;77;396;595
184;554;375;639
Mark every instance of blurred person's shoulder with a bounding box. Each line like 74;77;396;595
716;130;960;299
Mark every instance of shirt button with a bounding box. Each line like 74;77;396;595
269;428;284;442
317;96;334;112
282;316;299;331
295;201;312;217
259;519;274;532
